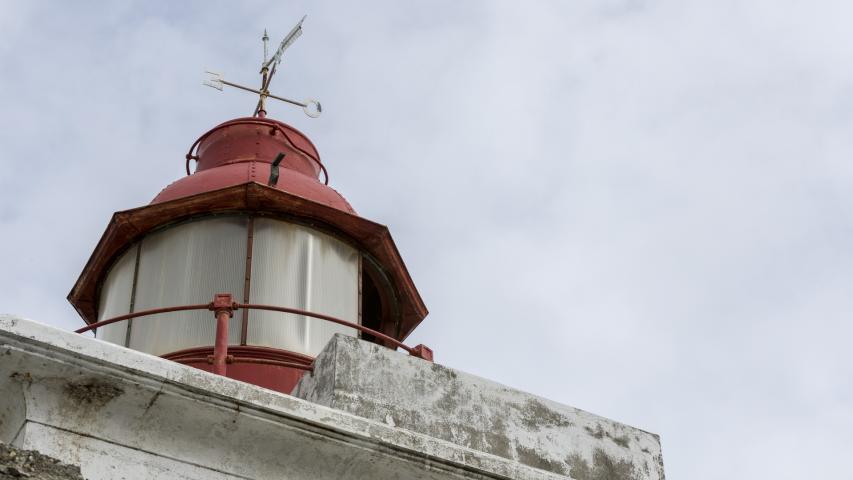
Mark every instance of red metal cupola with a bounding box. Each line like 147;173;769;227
69;115;430;393
154;117;353;212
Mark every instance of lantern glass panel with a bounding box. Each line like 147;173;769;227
247;219;359;356
95;244;137;345
128;216;247;355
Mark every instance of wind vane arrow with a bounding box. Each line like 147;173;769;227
264;15;306;70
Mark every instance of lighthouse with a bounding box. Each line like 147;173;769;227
67;19;431;394
67;114;430;393
0;19;664;480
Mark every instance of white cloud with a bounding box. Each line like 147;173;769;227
1;1;852;477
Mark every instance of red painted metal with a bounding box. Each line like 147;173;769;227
211;293;234;376
212;293;236;312
157;161;353;212
228;357;313;370
174;357;312;371
75;296;437;392
174;357;313;371
74;304;211;333
163;345;314;393
69;183;428;342
160;117;345;209
75;297;432;361
164;345;313;367
237;303;421;357
68;114;431;394
411;344;434;362
183;117;329;184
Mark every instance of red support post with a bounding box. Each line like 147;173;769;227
211;293;235;376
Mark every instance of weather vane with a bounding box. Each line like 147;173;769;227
204;15;322;118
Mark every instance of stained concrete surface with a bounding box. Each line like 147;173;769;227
293;335;665;480
0;442;84;480
0;315;568;479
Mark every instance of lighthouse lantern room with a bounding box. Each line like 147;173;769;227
68;19;430;393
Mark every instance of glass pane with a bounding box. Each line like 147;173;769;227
129;216;247;356
248;219;358;356
95;245;137;345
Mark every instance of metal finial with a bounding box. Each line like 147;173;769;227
262;29;269;65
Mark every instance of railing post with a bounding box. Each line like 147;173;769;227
211;293;235;376
410;344;433;362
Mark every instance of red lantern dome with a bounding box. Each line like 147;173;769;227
153;117;354;213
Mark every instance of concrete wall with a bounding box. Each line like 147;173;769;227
0;441;84;479
0;315;569;479
294;335;665;480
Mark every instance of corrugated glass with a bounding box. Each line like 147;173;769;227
95;245;138;345
129;216;247;356
248;219;359;356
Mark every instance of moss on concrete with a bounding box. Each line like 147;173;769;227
0;442;83;480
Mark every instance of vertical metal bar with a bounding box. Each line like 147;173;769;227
262;29;269;65
304;236;315;347
357;254;363;338
212;310;230;376
124;243;142;347
211;293;234;377
240;217;255;345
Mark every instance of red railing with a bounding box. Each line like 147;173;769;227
75;293;433;376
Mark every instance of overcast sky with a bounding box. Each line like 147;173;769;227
2;1;852;478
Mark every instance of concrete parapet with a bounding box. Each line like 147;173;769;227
0;315;572;479
294;334;665;479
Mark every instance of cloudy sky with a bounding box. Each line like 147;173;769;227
2;1;852;478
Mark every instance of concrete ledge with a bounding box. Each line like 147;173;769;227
293;335;665;480
0;315;566;480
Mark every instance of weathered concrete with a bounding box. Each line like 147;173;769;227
293;335;665;480
0;315;569;480
0;442;84;480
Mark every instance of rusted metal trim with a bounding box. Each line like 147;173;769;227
163;345;314;365
173;357;313;371
74;298;432;360
237;303;417;356
231;357;314;370
75;304;212;334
